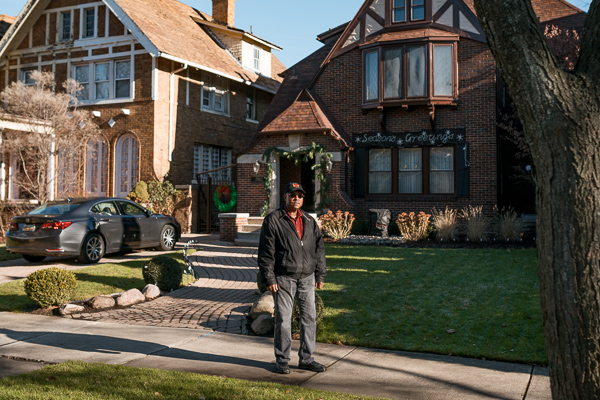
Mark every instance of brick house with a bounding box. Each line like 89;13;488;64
236;0;584;222
0;0;284;231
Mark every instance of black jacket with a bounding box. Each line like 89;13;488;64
257;207;326;286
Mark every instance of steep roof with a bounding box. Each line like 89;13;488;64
0;15;15;40
0;0;284;92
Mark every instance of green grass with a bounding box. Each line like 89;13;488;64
0;361;387;400
0;250;196;312
318;245;545;365
0;243;22;262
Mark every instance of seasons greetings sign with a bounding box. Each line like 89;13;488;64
353;129;466;148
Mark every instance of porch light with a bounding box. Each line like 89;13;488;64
253;160;261;174
325;159;333;173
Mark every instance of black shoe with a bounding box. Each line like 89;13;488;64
299;361;327;372
276;362;290;374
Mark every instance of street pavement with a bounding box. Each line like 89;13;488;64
0;234;552;399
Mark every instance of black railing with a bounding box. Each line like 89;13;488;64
196;164;237;233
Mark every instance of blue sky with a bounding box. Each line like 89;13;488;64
0;0;591;68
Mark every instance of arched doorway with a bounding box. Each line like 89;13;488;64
85;137;108;197
115;133;139;197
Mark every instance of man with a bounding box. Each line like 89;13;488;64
258;182;327;374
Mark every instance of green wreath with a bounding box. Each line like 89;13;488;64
214;184;237;212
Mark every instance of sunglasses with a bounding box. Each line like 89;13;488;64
289;193;304;199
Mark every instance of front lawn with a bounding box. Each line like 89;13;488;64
0;361;386;400
0;250;196;312
318;245;545;365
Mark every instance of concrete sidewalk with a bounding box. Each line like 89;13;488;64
0;312;550;399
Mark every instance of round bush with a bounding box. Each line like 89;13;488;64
143;255;183;292
256;270;268;293
292;292;325;334
24;267;77;308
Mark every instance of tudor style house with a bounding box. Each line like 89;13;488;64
0;0;284;228
236;0;584;220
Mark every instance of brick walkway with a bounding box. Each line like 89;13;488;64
67;240;259;334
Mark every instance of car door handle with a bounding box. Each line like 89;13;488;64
95;218;109;222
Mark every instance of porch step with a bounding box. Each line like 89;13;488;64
247;217;264;225
241;224;262;233
235;228;261;247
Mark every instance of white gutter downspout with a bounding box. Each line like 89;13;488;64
169;63;187;162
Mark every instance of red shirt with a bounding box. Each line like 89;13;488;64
285;206;303;240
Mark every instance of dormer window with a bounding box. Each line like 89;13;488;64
253;46;261;72
82;8;96;38
60;11;72;41
363;41;456;106
392;0;425;23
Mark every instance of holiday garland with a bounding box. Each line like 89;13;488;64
214;184;237;212
260;143;333;217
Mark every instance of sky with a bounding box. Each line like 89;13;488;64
0;0;592;68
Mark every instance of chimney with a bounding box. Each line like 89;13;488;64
213;0;235;27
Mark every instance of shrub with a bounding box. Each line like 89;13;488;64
319;210;355;240
495;206;524;241
24;267;77;307
143;255;183;292
127;181;149;203
147;176;180;216
292;292;325;334
396;212;431;241
460;205;490;242
432;207;458;241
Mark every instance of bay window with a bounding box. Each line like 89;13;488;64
364;41;456;104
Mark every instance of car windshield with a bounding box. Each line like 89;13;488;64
28;202;81;215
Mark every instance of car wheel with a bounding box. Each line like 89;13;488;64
78;233;105;263
22;254;46;262
159;225;176;251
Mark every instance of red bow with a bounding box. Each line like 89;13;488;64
217;184;231;200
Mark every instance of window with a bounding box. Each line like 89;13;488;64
253;46;261;71
202;76;228;114
118;201;146;216
20;69;35;86
83;8;95;38
60;11;72;41
91;201;119;215
246;87;256;121
73;60;132;102
115;134;139;197
367;146;455;195
86;138;107;196
364;42;456;104
56;148;79;198
393;0;424;23
193;145;232;182
392;0;406;22
364;50;379;101
412;0;425;20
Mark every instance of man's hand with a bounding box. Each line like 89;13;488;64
315;281;324;290
268;284;278;293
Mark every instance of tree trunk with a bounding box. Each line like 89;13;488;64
474;0;600;398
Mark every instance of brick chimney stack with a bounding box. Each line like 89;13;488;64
213;0;235;26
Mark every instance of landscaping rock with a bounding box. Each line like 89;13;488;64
58;304;85;315
116;289;145;307
142;284;161;300
250;291;274;319
89;296;116;309
251;314;274;335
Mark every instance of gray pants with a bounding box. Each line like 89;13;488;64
274;274;316;364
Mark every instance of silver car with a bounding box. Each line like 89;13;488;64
5;197;181;263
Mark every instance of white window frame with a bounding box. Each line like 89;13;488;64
115;134;139;197
20;69;36;86
81;7;97;39
59;10;73;42
193;145;232;182
86;137;108;196
73;59;133;103
246;87;257;122
253;46;261;72
201;76;229;116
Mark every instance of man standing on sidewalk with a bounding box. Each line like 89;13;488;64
258;182;327;374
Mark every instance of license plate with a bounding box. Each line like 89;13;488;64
22;224;36;232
